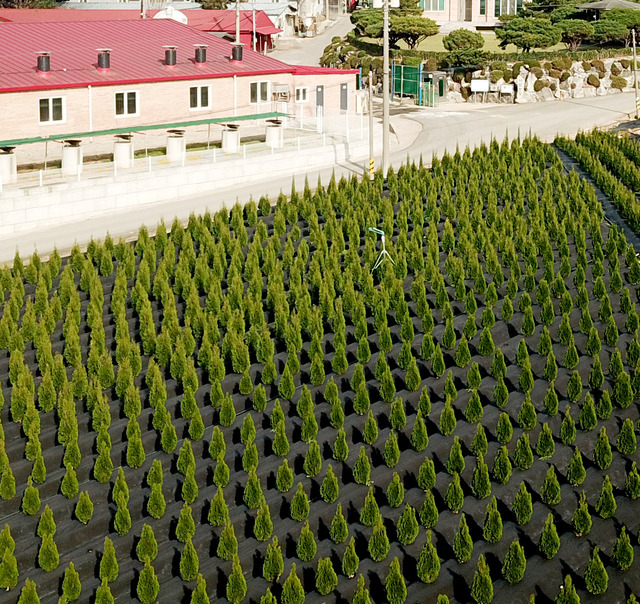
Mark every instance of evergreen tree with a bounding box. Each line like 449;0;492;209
517;395;537;430
21;476;41;516
513;482;532;525
342;537;360;578
180;538;200;581
17;579;39;604
626;461;640;499
0;547;18;590
514;433;534;470
291;483;310;521
411;411;429;451
536;423;555;460
416;530;440;584
276;459;294;492
496;413;513;445
137;562;160;604
502;540;526;584
360;487;381;527
354;446;371;485
470;554;493;604
567;447;586;487
385;558;407;604
176;505;196;544
589;356;604;389
383;431;400;467
544;383;559;417
263;537;284;582
137;524;158;563
538;513;560;560
100;537;118;583
190;574;209;604
227;556;247;604
472;455;491;499
572;491;592;537
445;472;464;513
419;490;439;528
439;398;456;436
596;475;616;519
617;418;637;455
38;532;59;572
612;526;634;571
447;436;465;475
492;446;512;485
333;428;349;462
62;562;81;601
316;558;338;596
352;575;371;604
217;521;238;560
453;514;473;563
494;376;509;408
74;491;93;524
578;394;597;431
541;465;561;506
397;504;419;545
594;427;612;470
330;504;349;544
560;405;576;445
482;497;503;544
556;575;579;604
297;521;317;562
272;420;289;457
596;390;612;420
387;473;405;508
368;519;390;562
320;464;339;504
584;546;608;595
95;580;114;604
282;564;305;604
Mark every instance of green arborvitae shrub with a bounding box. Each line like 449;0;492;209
455;335;471;368
544;351;558;382
567;371;583;403
465;391;483;423
517;395;536;430
544;383;559;417
38;532;59;572
472;455;491;499
419;489;439;528
482;497;503;544
585;546;608;595
354;382;371;416
397;504;419;545
291;483;310;521
613;526;634;571
190;574;209;604
514;433;534;470
100;537;118;583
541;465;561;506
75;491;93;524
17;579;39;604
254;503;274;542
470;554;493;604
471;424;488;457
244;469;264;509
137;562;160;604
618;418;637;455
445;472;464;513
368;519;390;562
62;562;81;601
383;431;400;467
447;436;465;475
0;547;18;590
389;398;406;431
453;514;473;563
329;400;344;429
491;350;507;379
316;557;338;596
572;491;592;537
214;453;230;488
330;504;349;544
333;428;349;462
137;524;158;563
227;557;247;604
181;467;199;504
276;459;294;492
411;411;429;451
297;521;317;562
578;394;597;431
567;447;586;486
147;484;166;519
538;513;560;560
208;487;229;527
416;530;440;584
342;537;360;578
626;462;640;498
536;423;555;460
278;364;295;400
556;575;579;604
478;327;495;356
496;413;513;445
61;464;79;499
282;564;305;604
22;476;40;516
439;399;457;436
176;505;196;544
181;539;201;582
561;405;577;445
263;537;284;582
387;472;405;508
217;521;238;560
385;557;407;604
492;446;512;485
589;356;604;390
273;420;289;457
513;482;532;525
360;487;381;527
502;540;526;584
320;464;339;503
594;426;612;470
596;390;612;420
596;475;616;519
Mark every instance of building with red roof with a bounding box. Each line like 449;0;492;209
0;19;357;156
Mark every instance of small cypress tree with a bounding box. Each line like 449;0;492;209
38;532;59;572
276;459;294;492
342;537;360;578
263;537;284;582
596;475;616;519
445;472;464;513
556;575;579;604
385;557;407;604
536;423;555;460
17;579;39;604
333;428;349;462
368;519;390;562
62;562;81;601
226;556;247;604
584;546;608;595
453;514;473;563
397;504;419;545
22;476;41;516
190;574;209;604
578;394;597;431
447;436;465;475
596;390;612;420
291;483;310;521
491;348;507;379
514;433;534;470
0;547;18;590
495;414;512;446
613;526;634;571
541;465;561;506
517;395;537;430
137;562;160;604
560;405;576;445
181;467;198;504
383;431;400;467
502;540;526;584
217;521;238;560
544;351;558;382
74;491;93;524
416;529;440;584
617;418;637;455
176;505;196;544
589;356;605;389
493;376;509;408
330;504;349;544
296;521;317;562
572;490;592;537
254;503;274;542
100;537;118;583
478;327;495;356
470;554;493;604
594;426;612;470
513;482;532;525
360;487;381;527
282;564;305;604
472;455;491;499
482;497;503;544
60;464;79;499
626;461;640;498
419;489;439;528
538;513;560;560
566;447;586;486
354;446;371;485
492;446;512;485
439;398;457;436
320;464;339;504
137;524;158;563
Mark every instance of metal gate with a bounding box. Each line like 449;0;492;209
420;83;438;107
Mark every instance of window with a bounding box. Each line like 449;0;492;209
480;0;485;15
295;87;308;103
115;91;138;116
250;81;269;104
190;85;210;109
38;97;64;123
423;0;444;11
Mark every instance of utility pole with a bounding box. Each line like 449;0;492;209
236;0;241;44
382;0;389;177
633;29;639;120
369;70;374;181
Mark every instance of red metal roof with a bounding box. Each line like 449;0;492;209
186;10;281;35
0;19;295;93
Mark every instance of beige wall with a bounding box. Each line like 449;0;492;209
0;71;356;142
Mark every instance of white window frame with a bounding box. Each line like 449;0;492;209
115;90;139;117
189;85;211;110
294;87;309;103
250;80;270;104
38;96;65;125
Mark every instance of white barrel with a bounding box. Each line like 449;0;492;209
0;153;17;184
62;145;82;176
222;129;240;154
113;140;133;169
265;124;284;149
166;135;185;163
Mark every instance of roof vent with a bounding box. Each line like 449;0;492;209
97;48;111;71
231;43;243;63
36;52;50;74
194;44;207;65
164;45;177;67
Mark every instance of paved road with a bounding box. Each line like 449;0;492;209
270;14;354;66
0;92;636;264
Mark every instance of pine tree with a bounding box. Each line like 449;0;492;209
612;526;634;571
502;540;526;584
596;390;612;420
352;575;371;604
494;377;509;408
517;395;537;430
589;356;604;389
137;562;159;604
333;428;349;462
453;514;473;563
397;504;419;545
17;579;39;604
513;482;532;525
190;574;209;604
584;546;608;595
419;489;439;528
491;347;507;379
263;537;284;582
176;505;196;544
368;518;390;562
272;420;289;457
22;476;41;516
383;431;400;467
578;393;597;431
596;475;616;519
594;427;612;470
342;537;360;578
385;558;407;604
95;580;114;604
482;497;503;544
471;554;493;604
62;562;81;601
100;537;118;583
316;558;338;596
538;513;560;560
478;327;495;356
180;538;200;582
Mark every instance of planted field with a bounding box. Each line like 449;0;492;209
1;136;640;604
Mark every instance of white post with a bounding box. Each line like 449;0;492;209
634;29;639;120
382;0;389;176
